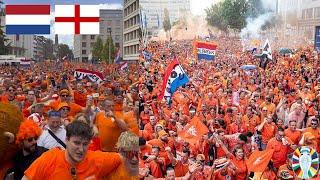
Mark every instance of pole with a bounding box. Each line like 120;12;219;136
109;30;111;64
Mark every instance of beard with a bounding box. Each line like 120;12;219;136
24;144;36;154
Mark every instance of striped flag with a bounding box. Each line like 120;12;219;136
194;41;217;61
5;5;51;34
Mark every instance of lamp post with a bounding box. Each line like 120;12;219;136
107;27;112;64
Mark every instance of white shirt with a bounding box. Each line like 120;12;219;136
37;125;66;149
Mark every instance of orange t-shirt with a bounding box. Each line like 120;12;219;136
174;161;188;177
95;111;124;152
24;148;121;180
68;102;84;117
105;161;138;180
266;138;289;168
284;129;301;145
261;122;276;144
123;111;139;135
230;155;247;180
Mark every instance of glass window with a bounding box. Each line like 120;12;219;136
82;50;86;54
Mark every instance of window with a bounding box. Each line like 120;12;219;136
82;50;86;54
306;8;313;19
315;7;320;18
115;43;120;47
82;42;86;47
82;35;87;39
90;35;95;40
116;20;121;26
115;35;120;41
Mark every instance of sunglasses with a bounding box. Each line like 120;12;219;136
27;136;38;142
122;151;139;159
61;95;70;97
8;89;14;92
70;167;77;180
311;123;318;125
61;108;70;111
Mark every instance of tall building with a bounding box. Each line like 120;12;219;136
73;9;123;62
140;0;191;36
123;0;140;62
297;0;320;39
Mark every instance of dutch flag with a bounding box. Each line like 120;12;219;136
5;5;51;34
196;41;217;61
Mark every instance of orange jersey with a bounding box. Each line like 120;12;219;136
24;148;121;180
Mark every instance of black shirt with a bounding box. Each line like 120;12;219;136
5;146;48;180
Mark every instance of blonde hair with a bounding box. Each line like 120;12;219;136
116;131;139;151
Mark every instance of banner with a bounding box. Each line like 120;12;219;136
158;58;189;101
194;41;217;61
246;149;274;172
178;117;209;145
74;69;104;84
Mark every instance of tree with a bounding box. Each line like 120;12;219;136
57;44;73;59
205;0;268;33
205;2;227;31
102;36;115;64
0;1;11;55
91;36;103;61
163;8;171;32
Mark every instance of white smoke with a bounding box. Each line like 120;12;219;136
240;12;273;39
240;12;274;50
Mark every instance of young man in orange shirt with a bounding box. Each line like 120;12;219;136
22;121;121;180
266;127;296;169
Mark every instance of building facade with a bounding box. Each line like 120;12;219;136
73;9;123;62
123;0;140;62
140;0;191;36
297;0;320;40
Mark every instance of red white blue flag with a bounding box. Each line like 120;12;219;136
195;41;217;61
159;58;189;101
5;5;51;34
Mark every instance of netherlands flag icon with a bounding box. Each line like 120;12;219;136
5;5;51;34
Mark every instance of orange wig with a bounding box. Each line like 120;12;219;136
16;120;42;144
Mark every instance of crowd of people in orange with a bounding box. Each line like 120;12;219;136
0;61;140;179
1;35;320;180
138;37;320;180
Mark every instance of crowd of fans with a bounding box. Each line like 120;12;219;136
0;61;139;179
138;37;320;180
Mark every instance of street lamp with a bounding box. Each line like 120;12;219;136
107;27;112;64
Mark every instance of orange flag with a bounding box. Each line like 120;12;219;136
178;117;209;145
246;149;275;172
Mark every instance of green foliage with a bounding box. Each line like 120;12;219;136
163;8;171;32
91;35;116;63
92;36;103;60
0;1;10;55
102;36;115;64
57;44;73;59
206;0;267;32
